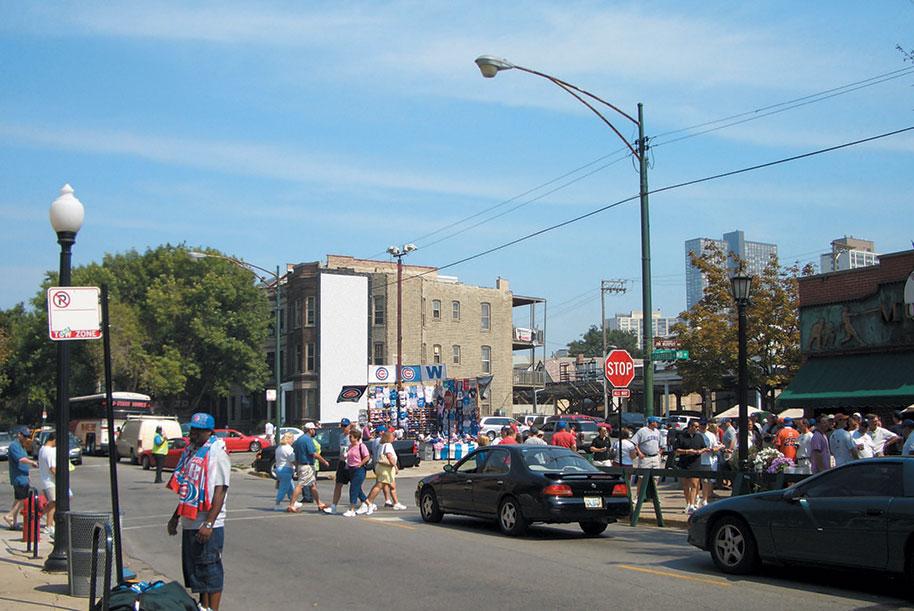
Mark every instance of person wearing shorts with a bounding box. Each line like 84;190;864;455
288;423;329;513
4;426;36;530
327;418;354;514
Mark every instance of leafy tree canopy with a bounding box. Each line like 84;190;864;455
567;326;643;359
0;245;270;424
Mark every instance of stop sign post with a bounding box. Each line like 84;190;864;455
604;349;635;388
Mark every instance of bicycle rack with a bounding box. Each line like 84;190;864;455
88;521;113;611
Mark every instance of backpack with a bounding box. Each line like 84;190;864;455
94;581;199;611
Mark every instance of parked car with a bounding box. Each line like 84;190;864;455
252;427;420;476
479;417;526;440
688;457;914;578
545;414;603;423
140;437;189;471
0;431;11;461
213;428;271;453
116;416;183;464
29;429;83;465
665;414;700;431
416;445;630;536
609;413;646;437
278;427;304;441
539;420;600;450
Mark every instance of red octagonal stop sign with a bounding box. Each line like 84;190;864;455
604;349;635;388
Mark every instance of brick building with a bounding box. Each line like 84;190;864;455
778;249;914;415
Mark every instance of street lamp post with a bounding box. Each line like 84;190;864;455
730;274;753;473
189;252;283;449
45;184;84;572
475;55;655;417
386;244;417;406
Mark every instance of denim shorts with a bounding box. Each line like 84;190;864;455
182;527;224;594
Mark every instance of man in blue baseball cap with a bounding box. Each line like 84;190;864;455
167;412;230;610
4;425;37;530
551;420;577;451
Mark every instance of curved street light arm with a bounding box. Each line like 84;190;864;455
189;251;278;282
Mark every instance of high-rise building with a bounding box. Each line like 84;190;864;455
819;236;879;273
607;309;679;350
685;230;777;310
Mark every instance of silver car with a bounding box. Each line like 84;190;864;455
0;431;11;460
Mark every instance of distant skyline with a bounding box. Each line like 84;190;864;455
2;2;913;353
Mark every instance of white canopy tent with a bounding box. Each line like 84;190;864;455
713;405;766;420
777;408;805;420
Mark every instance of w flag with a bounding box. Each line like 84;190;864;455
337;385;367;402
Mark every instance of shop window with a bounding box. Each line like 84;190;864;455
481;302;491;331
481;345;491;373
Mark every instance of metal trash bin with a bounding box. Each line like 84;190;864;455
66;511;116;597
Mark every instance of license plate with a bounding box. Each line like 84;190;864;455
584;496;603;509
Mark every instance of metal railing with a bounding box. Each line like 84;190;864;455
512;370;545;386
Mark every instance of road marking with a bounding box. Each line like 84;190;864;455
363;517;416;530
617;564;730;587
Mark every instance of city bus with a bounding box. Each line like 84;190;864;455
69;392;154;455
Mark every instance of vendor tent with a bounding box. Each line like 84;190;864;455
713;405;766;420
777;408;804;420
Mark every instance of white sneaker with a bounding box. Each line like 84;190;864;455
293;501;303;510
321;505;335;514
366;504;376;516
686;504;696;515
355;503;369;515
393;503;407;511
342;509;357;517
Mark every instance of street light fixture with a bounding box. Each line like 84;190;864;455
475;54;656;417
45;184;84;572
730;273;753;474
189;251;283;449
387;244;417;407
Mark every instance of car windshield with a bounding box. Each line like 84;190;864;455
0;432;10;443
576;422;598;432
521;448;600;473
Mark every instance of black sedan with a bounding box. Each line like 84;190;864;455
415;445;630;536
688;457;914;580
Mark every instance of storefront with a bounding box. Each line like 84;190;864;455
778;250;914;416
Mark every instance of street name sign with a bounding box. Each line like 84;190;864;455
652;349;689;361
604;349;635;388
47;286;102;341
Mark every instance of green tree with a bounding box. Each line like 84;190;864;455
567;325;642;358
0;245;271;422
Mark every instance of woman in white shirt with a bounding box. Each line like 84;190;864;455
361;431;407;513
610;429;636;467
274;433;296;511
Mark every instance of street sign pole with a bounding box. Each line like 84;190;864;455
101;285;125;583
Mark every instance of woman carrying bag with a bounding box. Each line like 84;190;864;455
360;431;407;514
342;429;371;517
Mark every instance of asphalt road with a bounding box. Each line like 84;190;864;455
6;456;912;610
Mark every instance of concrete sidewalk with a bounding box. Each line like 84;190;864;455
0;526;168;610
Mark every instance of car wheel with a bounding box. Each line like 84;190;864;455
487;431;496;440
142;455;150;470
497;496;528;537
419;488;443;523
249;441;262;452
710;516;759;575
579;520;608;537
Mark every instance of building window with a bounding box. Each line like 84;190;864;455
293;299;302;329
373;295;385;326
432;299;441;320
373;342;385;366
305;296;315;327
295;344;303;373
306;343;316;372
433;344;441;364
452;300;460;321
481;345;491;373
481;302;491;330
452;345;461;364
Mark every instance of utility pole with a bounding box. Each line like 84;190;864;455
601;280;627;419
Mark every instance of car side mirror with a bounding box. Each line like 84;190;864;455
442;464;454;473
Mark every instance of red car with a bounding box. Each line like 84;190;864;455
141;437;189;471
213;429;270;453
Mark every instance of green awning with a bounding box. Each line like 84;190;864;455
778;352;914;409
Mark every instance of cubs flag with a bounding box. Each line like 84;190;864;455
337;385;367;402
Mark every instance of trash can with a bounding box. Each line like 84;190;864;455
66;511;116;597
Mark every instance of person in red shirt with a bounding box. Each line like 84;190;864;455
497;427;518;445
550;421;577;451
774;418;800;461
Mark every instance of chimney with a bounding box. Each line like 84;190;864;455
496;277;510;292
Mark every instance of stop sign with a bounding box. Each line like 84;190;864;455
604;349;635;388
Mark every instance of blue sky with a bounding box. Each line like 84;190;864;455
2;1;913;353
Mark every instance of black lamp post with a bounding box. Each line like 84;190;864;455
45;184;84;572
730;273;753;474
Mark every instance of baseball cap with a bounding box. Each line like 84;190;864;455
11;425;29;437
340;418;351;427
698;418;708;425
648;416;662;424
783;417;794;426
375;425;387;433
303;422;316;430
529;426;540;435
903;419;914;428
556;420;567;429
189;412;215;430
852;412;863;420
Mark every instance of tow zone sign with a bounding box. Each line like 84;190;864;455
47;287;102;341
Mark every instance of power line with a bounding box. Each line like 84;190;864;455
380;125;914;290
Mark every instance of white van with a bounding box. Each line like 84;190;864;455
116;415;182;464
